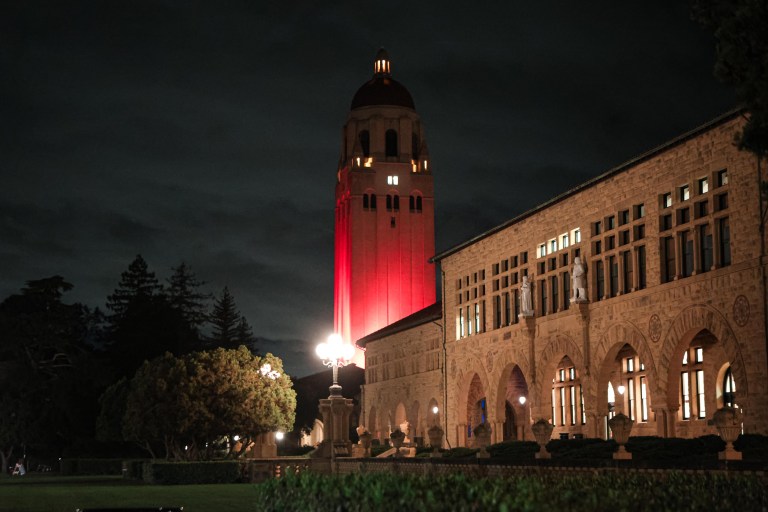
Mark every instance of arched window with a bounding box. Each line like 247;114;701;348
370;194;377;210
363;194;369;209
386;195;392;211
393;195;400;211
723;366;736;408
385;129;398;157
409;195;423;213
359;130;370;157
680;346;706;420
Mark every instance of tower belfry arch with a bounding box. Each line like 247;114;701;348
334;49;436;364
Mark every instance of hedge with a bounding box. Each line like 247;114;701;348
142;461;244;485
253;471;768;511
59;458;124;476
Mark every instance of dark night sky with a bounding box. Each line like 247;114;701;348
0;2;734;377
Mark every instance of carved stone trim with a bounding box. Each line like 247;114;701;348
649;314;662;343
733;295;750;327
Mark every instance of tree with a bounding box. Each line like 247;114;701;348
236;316;257;353
105;256;197;376
106;255;162;320
0;277;97;471
207;287;241;350
167;262;210;331
691;0;768;158
117;347;296;460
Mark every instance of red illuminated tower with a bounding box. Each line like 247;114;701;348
334;49;436;362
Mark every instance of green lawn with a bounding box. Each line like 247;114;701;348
0;475;259;512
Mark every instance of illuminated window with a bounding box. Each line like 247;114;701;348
723;367;736;408
640;376;648;421
573;228;581;243
680;185;690;201
717;169;728;186
387;175;399;186
662;193;672;208
698;177;709;194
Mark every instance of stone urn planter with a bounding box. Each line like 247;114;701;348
390;428;406;457
608;413;634;460
712;407;742;460
359;430;372;458
531;419;554;459
427;425;444;457
473;422;492;458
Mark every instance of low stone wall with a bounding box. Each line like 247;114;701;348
333;459;767;481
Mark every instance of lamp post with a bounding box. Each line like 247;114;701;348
312;334;356;465
316;334;355;397
518;396;527;440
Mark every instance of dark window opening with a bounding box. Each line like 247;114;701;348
385;129;398;157
393;195;400;211
719;218;731;266
359;130;370;157
662;236;675;283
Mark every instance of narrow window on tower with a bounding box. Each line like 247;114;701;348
409;195;415;211
393;195;400;211
416;196;422;212
718;218;731;266
386;195;392;211
359;130;370;157
595;260;605;300
363;194;369;209
370;194;377;210
385;129;398;157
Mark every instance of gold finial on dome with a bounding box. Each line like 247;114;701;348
373;48;391;76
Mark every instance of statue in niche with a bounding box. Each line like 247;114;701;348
571;257;588;303
520;275;534;317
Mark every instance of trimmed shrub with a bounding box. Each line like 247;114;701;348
59;458;124;475
487;440;541;462
252;471;768;511
734;434;768;460
142;461;243;485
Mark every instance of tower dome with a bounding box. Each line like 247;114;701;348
350;49;415;110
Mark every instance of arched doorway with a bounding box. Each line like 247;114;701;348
598;343;655;438
550;355;585;439
496;364;529;441
465;373;486;445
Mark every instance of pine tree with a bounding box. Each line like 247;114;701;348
208;286;241;349
167;262;210;329
236;316;257;353
106;255;162;319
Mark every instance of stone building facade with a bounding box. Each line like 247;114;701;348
359;109;768;447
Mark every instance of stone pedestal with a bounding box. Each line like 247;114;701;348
712;407;743;461
247;432;277;458
473;423;492;458
311;392;355;459
390;429;405;457
608;413;634;460
358;431;372;458
531;419;554;459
